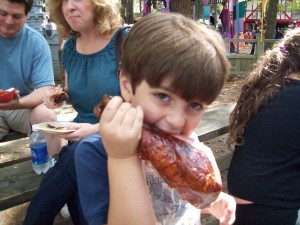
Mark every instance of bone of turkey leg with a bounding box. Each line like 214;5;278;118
94;95;222;209
50;89;69;106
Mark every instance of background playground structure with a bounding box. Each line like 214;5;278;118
26;0;299;82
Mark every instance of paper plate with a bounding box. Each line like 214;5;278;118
32;121;77;134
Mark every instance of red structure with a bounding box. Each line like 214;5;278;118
244;0;294;31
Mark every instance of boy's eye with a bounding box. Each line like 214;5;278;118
0;11;7;16
189;102;203;111
155;93;170;102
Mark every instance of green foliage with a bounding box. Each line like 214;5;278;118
279;0;300;13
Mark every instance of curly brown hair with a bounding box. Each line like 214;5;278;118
228;28;300;150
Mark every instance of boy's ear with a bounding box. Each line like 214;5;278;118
119;70;133;102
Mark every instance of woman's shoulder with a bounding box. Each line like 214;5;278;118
106;26;131;48
63;37;76;49
61;37;76;63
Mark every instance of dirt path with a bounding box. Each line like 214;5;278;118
0;76;245;225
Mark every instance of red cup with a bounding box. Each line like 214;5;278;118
0;88;16;103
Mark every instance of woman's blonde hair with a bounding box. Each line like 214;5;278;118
49;0;123;39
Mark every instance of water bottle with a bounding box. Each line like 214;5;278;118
30;127;50;174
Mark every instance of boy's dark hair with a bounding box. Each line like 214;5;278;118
121;12;229;104
8;0;33;15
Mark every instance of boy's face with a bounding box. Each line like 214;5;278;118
0;0;27;38
120;72;208;137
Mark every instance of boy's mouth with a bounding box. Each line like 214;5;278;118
147;124;180;136
94;95;188;137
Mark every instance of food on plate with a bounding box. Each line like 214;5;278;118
50;89;69;106
46;123;67;130
32;122;76;134
94;95;222;208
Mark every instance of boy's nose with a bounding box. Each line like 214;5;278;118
165;110;186;132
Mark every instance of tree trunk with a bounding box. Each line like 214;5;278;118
121;0;134;24
127;0;134;24
172;0;192;18
152;0;156;9
196;0;204;20
265;0;278;50
121;0;126;22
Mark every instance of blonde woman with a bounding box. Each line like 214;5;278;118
23;1;128;224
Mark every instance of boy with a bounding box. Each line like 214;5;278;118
75;12;236;225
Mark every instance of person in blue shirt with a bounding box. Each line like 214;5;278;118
75;12;236;225
0;0;63;154
23;0;127;224
227;28;300;225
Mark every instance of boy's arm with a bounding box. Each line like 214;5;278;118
99;96;156;225
107;156;156;225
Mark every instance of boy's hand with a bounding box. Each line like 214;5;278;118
99;96;144;159
203;192;236;225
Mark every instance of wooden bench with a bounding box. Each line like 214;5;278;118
1;132;27;143
0;103;235;212
196;104;235;172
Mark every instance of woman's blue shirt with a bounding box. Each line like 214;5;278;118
61;29;126;124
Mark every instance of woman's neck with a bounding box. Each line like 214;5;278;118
76;30;114;54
